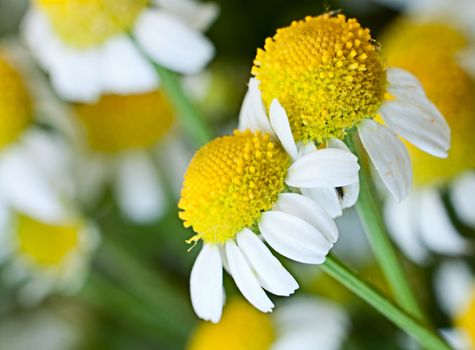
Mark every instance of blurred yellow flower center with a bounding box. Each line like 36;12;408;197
455;289;475;348
17;215;81;267
382;20;475;186
35;0;148;48
252;14;386;143
179;130;290;244
188;299;276;350
0;55;32;151
75;91;174;154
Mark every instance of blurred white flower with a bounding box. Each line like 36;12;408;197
435;261;475;350
22;0;218;102
188;296;349;350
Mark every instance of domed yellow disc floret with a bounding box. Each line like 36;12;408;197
0;55;32;151
35;0;148;48
252;14;386;143
188;299;276;350
383;20;475;186
17;215;82;267
179;130;290;244
75;91;174;154
455;289;475;348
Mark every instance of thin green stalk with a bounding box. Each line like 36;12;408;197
322;255;452;350
346;132;425;321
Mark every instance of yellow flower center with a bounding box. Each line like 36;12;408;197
179;130;290;244
252;14;386;143
187;299;276;350
16;215;81;267
382;20;475;186
74;91;174;154
35;0;148;48
455;288;475;348
0;55;32;151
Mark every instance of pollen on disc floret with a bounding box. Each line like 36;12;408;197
252;13;386;143
35;0;149;48
179;130;290;244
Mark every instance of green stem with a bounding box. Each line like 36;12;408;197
346;132;425;321
322;255;452;350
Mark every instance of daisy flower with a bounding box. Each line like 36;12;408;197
72;90;191;224
435;261;475;350
187;297;349;350
251;13;451;202
22;0;218;102
179;95;359;322
381;18;475;263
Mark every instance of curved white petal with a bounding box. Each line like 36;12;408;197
134;10;214;74
273;193;338;244
419;189;469;255
100;36;158;95
435;261;473;316
236;229;298;296
458;46;475;79
0;145;67;222
358;119;412;201
269;99;298;161
384;195;429;264
225;240;274;313
114;151;167;223
190;244;223;323
450;171;475;227
286;149;359;188
386;67;426;95
259;211;332;264
379;99;450;158
238;78;273;134
300;187;342;218
154;0;219;31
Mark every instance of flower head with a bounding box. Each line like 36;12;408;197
180;91;359;322
188;297;349;350
251;13;451;202
0;54;33;150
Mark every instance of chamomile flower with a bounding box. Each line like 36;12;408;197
188;297;349;350
435;261;475;350
22;0;218;102
251;13;451;202
72;90;190;224
382;19;475;263
179;97;359;322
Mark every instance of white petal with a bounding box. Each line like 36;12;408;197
100;36;158;95
153;0;219;31
114;151;167;223
286;149;359;188
328;138;360;209
269;99;298;160
225;240;274;313
238;78;272;134
358;119;412;201
384;195;429;264
236;229;298;296
379;99;450;158
458;46;475;79
450;171;475;227
259;211;332;264
134;10;214;74
435;261;473;316
300;187;342;218
190;244;223;322
386;67;425;94
273;193;338;244
0;145;67;222
418;189;469;255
